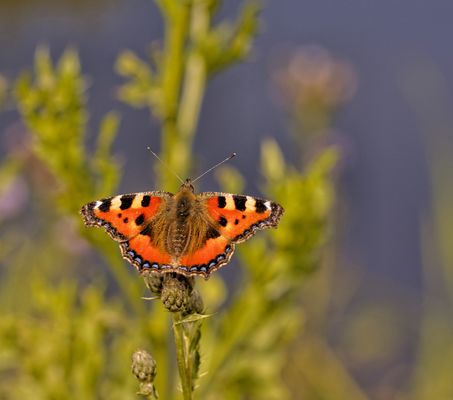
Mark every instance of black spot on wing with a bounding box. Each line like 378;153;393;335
140;224;153;238
217;196;226;208
123;217;129;223
233;195;247;211
219;216;227;227
255;199;267;214
135;214;145;226
206;226;220;239
141;195;151;207
98;198;111;212
120;195;135;210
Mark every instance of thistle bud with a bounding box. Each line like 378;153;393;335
131;349;157;383
184;289;204;316
142;270;164;295
161;273;194;313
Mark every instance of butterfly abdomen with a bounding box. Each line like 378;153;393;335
170;224;191;257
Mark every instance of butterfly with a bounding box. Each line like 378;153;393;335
80;178;284;278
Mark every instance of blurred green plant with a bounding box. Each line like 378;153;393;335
401;61;453;400
0;3;367;400
13;46;144;313
15;47;119;213
0;280;144;400
116;0;259;191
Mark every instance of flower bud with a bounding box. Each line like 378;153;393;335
161;273;193;313
184;289;204;316
131;349;157;384
142;270;164;295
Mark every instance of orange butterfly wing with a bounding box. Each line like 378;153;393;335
81;192;171;241
120;232;172;270
81;191;173;271
178;193;284;277
202;193;283;242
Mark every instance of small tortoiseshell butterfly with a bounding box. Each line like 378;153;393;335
81;161;284;278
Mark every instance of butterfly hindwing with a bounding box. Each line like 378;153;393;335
80;191;172;242
178;236;235;276
120;234;172;271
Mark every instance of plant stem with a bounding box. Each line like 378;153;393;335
178;0;209;142
159;1;191;190
159;0;209;191
172;312;192;400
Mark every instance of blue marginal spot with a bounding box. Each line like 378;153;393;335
216;254;225;262
190;266;198;272
151;263;159;269
127;251;136;258
134;257;142;264
208;261;216;269
143;262;150;269
179;266;188;271
200;266;207;272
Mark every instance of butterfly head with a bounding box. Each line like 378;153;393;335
180;178;195;193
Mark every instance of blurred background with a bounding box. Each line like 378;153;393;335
1;1;453;399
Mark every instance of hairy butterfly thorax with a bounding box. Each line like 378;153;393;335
81;172;284;278
167;182;197;257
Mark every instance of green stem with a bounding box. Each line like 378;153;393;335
158;1;209;191
158;1;191;190
172;312;192;400
177;1;208;142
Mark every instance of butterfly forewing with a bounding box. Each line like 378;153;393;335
200;192;284;242
80;191;172;242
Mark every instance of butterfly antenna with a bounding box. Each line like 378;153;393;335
146;147;184;184
192;152;237;183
